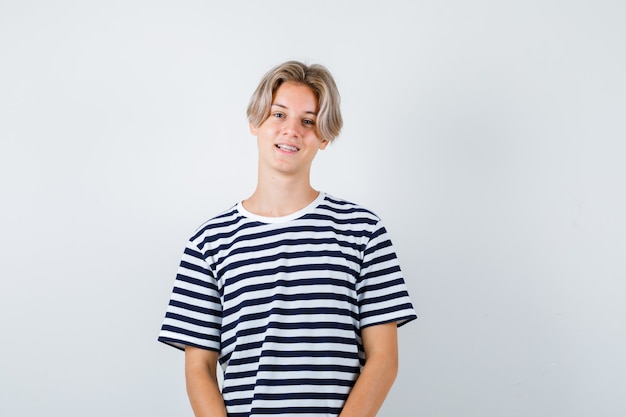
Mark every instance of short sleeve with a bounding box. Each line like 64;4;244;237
356;221;417;329
158;239;222;351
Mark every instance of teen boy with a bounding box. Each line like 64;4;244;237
159;61;417;417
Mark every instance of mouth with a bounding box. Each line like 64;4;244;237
275;144;299;152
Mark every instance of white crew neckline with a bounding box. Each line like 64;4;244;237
237;192;326;224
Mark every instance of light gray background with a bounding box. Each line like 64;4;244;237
1;1;625;416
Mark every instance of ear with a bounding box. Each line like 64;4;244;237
249;122;258;136
319;138;329;150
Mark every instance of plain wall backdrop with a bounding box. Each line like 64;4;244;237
1;1;625;416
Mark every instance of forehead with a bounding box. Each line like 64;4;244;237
272;82;318;110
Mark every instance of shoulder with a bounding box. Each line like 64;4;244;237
188;203;242;244
320;193;382;223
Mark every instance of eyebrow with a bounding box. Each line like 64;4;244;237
271;102;318;116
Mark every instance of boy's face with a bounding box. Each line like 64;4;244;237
250;81;328;178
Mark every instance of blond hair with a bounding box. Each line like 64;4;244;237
247;61;343;142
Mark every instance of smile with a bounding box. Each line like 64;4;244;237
276;144;299;152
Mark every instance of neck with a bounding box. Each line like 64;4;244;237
243;170;319;217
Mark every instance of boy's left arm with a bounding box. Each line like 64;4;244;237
338;321;399;417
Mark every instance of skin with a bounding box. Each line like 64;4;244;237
337;322;399;417
185;348;227;417
244;81;329;216
184;81;399;417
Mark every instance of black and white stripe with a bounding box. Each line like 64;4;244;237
159;192;416;416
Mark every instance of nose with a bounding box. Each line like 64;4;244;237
282;118;301;137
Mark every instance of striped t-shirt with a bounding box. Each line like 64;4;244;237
158;192;417;417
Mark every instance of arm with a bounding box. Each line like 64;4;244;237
339;322;399;417
184;346;228;417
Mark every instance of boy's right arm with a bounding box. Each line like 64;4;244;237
185;346;227;417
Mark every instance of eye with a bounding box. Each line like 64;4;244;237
272;112;285;118
303;119;315;126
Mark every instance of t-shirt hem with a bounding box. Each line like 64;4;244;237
361;314;418;330
158;336;221;353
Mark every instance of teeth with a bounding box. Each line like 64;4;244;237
276;144;299;152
